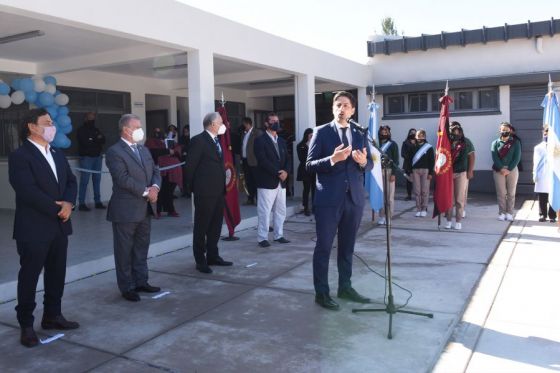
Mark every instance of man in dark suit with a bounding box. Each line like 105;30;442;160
8;108;79;348
185;112;233;274
241;117;261;205
106;114;161;302
306;91;373;310
253;112;291;248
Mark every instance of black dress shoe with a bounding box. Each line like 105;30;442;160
539;217;546;222
95;202;106;209
337;287;371;303
315;294;340;310
41;314;80;330
135;283;161;293
258;240;271;248
78;204;90;211
274;237;290;244
20;327;39;348
207;258;233;266
122;291;141;302
196;264;213;274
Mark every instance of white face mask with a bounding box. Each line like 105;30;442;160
217;124;227;135
131;128;145;143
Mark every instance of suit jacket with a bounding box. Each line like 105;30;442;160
253;132;290;189
8;139;77;242
105;139;161;223
245;128;262;167
306;121;373;207
185;131;226;197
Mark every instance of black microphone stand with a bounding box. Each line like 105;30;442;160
351;123;433;339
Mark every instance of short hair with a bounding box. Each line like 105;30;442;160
416;129;427;137
333;91;356;108
19;108;49;142
119;114;141;132
242;117;253;125
203;112;221;128
265;112;278;122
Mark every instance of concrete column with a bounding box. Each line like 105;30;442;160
169;94;178;127
294;74;316;203
357;87;369;127
187;49;215;136
130;91;147;132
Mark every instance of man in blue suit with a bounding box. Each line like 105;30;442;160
306;91;373;310
9;108;79;347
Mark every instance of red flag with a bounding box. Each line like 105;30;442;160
217;106;241;236
433;95;454;217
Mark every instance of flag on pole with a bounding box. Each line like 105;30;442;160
432;92;454;218
364;100;384;212
217;105;241;237
542;84;560;211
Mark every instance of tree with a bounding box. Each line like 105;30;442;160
381;17;398;36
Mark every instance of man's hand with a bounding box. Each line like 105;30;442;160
467;170;474;180
427;174;432;180
147;186;159;203
330;144;352;164
56;201;73;222
278;170;288;181
390;174;396;182
351;147;368;167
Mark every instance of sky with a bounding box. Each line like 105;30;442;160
177;0;557;63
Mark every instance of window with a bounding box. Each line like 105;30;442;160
387;95;405;114
431;92;443;112
479;88;499;109
455;91;473;110
408;93;428;112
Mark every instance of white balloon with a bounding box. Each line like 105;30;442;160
54;93;69;106
45;83;56;94
0;95;12;109
33;78;46;93
11;90;25;105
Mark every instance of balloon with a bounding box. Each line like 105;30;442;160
11;78;21;91
11;90;25;105
54;93;69;106
20;78;34;93
0;82;10;95
33;78;46;93
58;106;69;116
44;76;57;86
59;122;72;135
57;114;71;126
45;84;56;94
0;95;11;109
25;91;37;103
52;133;70;148
55;90;61;96
46;105;59;119
38;92;55;107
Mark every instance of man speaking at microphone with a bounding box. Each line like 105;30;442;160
306;91;373;310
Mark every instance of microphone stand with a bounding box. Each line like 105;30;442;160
351;121;433;340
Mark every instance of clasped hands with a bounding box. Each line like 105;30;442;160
278;170;288;182
146;186;159;203
331;144;367;167
55;201;73;222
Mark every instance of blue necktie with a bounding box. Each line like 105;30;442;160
214;137;223;157
341;127;349;147
131;144;142;163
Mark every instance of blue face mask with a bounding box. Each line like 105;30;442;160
269;122;281;131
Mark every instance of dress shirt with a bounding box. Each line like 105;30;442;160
28;138;58;182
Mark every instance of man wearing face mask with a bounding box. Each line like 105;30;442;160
105;114;162;301
185;112;233;274
9;108;79;347
253;112;291;248
77;112;106;211
533;125;556;223
491;122;521;221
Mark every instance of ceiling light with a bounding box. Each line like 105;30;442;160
0;30;44;45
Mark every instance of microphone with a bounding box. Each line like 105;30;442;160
347;118;368;133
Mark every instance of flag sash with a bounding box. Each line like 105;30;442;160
411;143;433;166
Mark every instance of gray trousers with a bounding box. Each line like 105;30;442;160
112;216;151;293
493;167;519;215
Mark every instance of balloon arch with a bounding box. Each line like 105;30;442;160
0;75;72;148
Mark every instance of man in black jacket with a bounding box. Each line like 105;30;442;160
77;112;105;211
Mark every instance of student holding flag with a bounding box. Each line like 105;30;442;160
377;125;399;225
541;80;560;230
533;125;556;222
405;129;435;217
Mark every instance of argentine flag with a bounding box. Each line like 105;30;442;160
364;101;384;212
542;90;560;211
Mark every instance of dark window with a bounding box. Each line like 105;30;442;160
387;95;405;114
479;88;499;109
456;91;473;110
408;93;428;112
431;92;444;112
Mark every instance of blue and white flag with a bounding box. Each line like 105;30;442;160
542;90;560;211
364;101;384;212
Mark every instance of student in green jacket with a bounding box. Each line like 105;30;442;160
377;125;399;225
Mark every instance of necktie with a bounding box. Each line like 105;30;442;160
272;136;280;156
214;137;223;157
341;127;349;147
131;144;142;163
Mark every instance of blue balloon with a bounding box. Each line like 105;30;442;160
52;132;69;148
25;91;37;103
46;106;58;119
38;92;54;107
0;82;10;95
58;106;69;116
58;114;71;127
55;90;61;96
20;78;34;93
59;122;72;135
11;78;21;91
44;76;57;86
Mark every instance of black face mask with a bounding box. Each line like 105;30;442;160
379;134;389;140
417;139;426;144
85;120;95;127
408;134;416;140
501;131;511;138
449;134;462;141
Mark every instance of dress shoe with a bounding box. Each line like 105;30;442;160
41;314;80;330
315;294;340;310
122;291;141;302
274;237;290;244
268;227;274;232
337;287;370;303
135;283;161;293
168;211;180;217
20;327;39;348
222;235;240;241
539;217;546;222
95;202;106;209
196;264;213;274
78;204;90;211
207;257;233;266
551;218;557;223
258;240;271;248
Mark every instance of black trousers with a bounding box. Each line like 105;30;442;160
406;180;413;197
538;193;557;220
193;195;224;265
158;176;177;213
16;233;68;327
302;178;316;210
242;158;257;200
